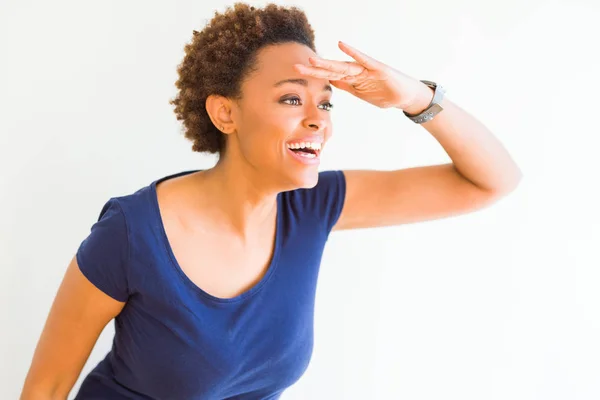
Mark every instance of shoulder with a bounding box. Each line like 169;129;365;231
112;169;200;218
284;170;346;205
110;178;161;223
280;170;346;234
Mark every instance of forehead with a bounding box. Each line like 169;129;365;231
246;42;325;87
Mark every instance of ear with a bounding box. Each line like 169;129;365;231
205;94;235;135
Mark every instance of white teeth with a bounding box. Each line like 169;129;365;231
286;142;322;150
296;152;316;158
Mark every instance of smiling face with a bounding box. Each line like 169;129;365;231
217;42;335;191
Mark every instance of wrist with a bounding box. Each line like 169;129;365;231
401;84;435;115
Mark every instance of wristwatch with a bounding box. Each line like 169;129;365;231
403;80;445;124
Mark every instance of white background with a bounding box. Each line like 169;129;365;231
1;0;599;399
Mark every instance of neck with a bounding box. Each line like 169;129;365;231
199;150;278;238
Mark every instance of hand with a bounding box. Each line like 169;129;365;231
294;41;433;113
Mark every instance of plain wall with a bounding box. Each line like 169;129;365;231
1;0;599;398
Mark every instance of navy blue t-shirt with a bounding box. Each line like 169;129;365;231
73;169;346;400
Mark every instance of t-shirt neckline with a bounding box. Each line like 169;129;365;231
149;169;283;304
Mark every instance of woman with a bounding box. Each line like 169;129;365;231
20;3;522;399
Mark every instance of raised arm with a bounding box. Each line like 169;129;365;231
334;92;521;230
293;41;522;231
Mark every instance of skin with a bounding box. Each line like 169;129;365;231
20;257;125;399
20;42;332;399
20;40;522;399
199;42;336;236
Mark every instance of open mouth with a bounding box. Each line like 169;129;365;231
286;142;322;159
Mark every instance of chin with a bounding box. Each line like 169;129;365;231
276;144;324;190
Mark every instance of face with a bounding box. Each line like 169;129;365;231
224;42;334;191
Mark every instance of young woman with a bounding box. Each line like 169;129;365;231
20;3;521;399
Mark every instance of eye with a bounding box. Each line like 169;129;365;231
281;97;301;106
280;97;334;111
319;102;334;111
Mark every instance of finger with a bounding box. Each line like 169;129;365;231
338;41;381;70
293;64;347;80
329;79;356;93
342;66;370;83
308;57;364;76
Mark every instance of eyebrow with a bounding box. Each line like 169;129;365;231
273;78;332;93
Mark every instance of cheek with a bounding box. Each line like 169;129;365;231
240;116;290;162
253;113;297;147
324;123;334;141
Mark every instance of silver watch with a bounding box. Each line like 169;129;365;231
403;80;445;124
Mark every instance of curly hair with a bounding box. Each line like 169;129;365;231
170;2;317;155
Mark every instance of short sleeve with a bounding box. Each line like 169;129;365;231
305;170;347;233
76;198;130;302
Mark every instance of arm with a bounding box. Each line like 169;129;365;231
333;84;522;231
20;256;125;399
294;42;521;232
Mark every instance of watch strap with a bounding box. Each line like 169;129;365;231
404;80;445;124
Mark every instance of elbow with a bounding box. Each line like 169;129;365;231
488;167;524;196
477;176;522;201
506;168;524;193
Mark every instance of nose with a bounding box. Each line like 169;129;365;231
302;109;327;132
